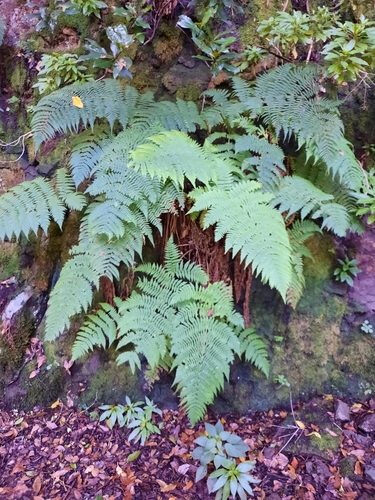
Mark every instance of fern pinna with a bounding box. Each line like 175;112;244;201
72;238;269;425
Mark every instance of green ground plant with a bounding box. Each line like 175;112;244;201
334;257;361;286
192;421;259;499
33;53;94;94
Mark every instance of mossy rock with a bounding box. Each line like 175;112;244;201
282;398;341;459
152;21;183;64
239;0;283;47
0;242;21;282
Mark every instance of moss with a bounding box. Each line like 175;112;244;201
56;12;90;39
78;356;143;406
152;21;183;64
16;363;66;410
0;242;21;281
310;431;340;454
239;0;282;48
175;84;201;102
0;311;34;380
10;62;28;96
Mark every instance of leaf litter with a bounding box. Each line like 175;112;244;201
0;396;375;499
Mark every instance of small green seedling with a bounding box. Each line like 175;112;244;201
334;257;361;286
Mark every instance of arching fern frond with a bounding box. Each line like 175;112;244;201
69;129;112;187
272;175;351;236
252;64;363;189
235;135;285;189
130;131;227;187
56;169;87;211
286;220;321;308
239;328;270;377
190;181;293;300
45;254;101;340
72;303;120;360
45;222;146;340
140;99;206;133
72;238;268;425
0;177;65;240
171;317;240;425
32;79;128;150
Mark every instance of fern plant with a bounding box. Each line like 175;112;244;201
0;15;5;45
0;63;365;422
72;238;269;425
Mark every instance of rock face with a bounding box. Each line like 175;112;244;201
335;400;351;422
358;413;375;433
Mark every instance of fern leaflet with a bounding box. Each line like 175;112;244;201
190;181;293;299
0;177;65;240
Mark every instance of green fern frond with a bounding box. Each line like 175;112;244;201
130;131;224;187
253;64;363;190
190;181;293;299
163;237;182;274
45;221;145;340
239;328;269;377
0;15;5;45
69;129;111;186
72;238;265;425
149;99;205;132
56;169;87;211
45;254;100;340
0;177;65;240
286;220;321;307
172;317;240;426
31;79;127;150
235;135;285;189
272;175;351;236
72;303;120;360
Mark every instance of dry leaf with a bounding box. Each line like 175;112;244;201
349;449;365;458
295;420;306;429
354;461;363;475
185;480;193;491
280;411;288;418
324;428;338;437
64;360;74;375
177;464;190;475
155;480;177;492
33;476;42;494
50;399;61;409
72;96;84;108
307;431;322;439
29;369;40;379
46;421;57;430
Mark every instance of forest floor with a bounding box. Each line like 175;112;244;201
0;395;375;500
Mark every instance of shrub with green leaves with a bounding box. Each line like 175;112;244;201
192;421;259;499
33;53;94;94
61;0;107;18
